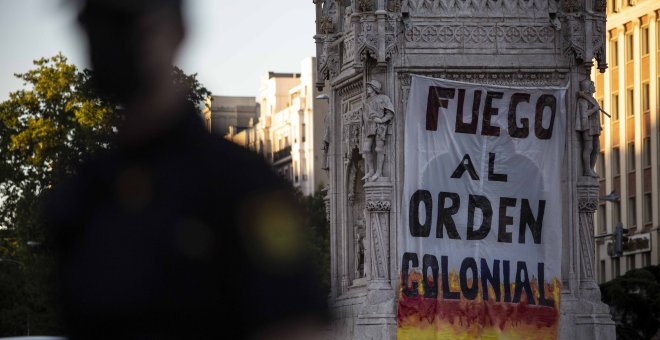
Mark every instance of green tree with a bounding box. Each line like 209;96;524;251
600;265;660;339
0;54;211;336
297;188;331;294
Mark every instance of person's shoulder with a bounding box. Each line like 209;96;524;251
204;134;268;166
201;133;288;190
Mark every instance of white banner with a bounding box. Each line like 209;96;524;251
398;75;566;339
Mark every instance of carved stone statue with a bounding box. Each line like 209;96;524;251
343;6;353;33
354;218;366;279
576;79;601;177
321;107;331;170
358;0;374;12
548;0;561;30
361;80;394;181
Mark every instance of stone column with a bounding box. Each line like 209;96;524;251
577;177;600;294
354;180;396;340
364;181;392;288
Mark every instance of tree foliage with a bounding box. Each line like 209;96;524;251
296;188;331;294
600;265;660;340
0;54;211;336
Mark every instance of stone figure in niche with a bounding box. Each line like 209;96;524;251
354;217;366;279
387;0;402;12
358;0;374;12
321;108;331;170
548;0;561;30
319;0;337;34
343;6;353;33
576;79;601;177
361;80;394;181
319;16;335;34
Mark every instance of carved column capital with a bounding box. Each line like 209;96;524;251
366;200;391;211
577;177;600;213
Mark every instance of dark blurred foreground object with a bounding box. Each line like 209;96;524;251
600;265;660;340
0;54;208;336
46;0;328;339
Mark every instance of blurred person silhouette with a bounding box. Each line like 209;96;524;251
46;0;328;339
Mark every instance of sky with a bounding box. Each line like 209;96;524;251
0;0;317;100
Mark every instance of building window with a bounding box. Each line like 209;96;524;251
625;33;634;62
627;142;635;171
294;161;299;183
643;136;651;167
598;204;606;233
302;123;306;143
600;260;606;283
643;252;652;267
642;82;650;112
628;255;636;271
641;26;650;55
613;257;620;277
611;40;619;66
612;147;621;176
658;21;660;50
628;196;636;227
644;193;652;224
612;94;619;120
626;88;634;117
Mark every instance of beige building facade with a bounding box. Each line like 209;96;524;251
226;57;328;195
593;1;660;283
202;95;259;136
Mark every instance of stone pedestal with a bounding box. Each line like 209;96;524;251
559;177;615;339
354;180;397;340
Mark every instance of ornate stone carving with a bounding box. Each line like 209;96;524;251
338;81;363;98
402;0;550;17
398;71;567;87
578;197;599;212
562;13;586;61
592;13;608;72
319;43;341;80
320;15;335;34
358;0;375;12
579;212;596;280
576;79;601;177
357;20;379;60
577;179;599;282
343;32;357;64
562;0;582;12
363;182;393;287
343;107;363;155
387;0;402;12
361;80;395;182
366;200;392;211
368;211;389;279
404;23;556;49
593;0;606;12
559;5;607;72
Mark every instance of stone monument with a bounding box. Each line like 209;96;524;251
313;0;615;338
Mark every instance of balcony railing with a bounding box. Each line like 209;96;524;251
273;145;292;162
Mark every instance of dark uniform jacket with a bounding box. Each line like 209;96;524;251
47;103;327;340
